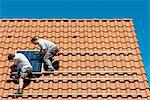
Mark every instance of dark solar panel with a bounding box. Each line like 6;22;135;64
13;50;42;73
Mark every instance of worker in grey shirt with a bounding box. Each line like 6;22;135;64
8;53;32;94
31;37;58;71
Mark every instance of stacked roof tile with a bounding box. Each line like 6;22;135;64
0;19;149;99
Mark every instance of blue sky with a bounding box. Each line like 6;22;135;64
0;0;150;85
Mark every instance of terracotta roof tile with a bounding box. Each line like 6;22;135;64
0;19;149;99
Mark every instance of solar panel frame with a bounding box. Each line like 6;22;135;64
12;50;43;74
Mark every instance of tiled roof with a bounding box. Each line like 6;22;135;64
0;19;149;99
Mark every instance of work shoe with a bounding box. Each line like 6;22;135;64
15;88;23;94
52;60;59;70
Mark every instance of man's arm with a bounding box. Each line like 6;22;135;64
13;59;18;65
38;45;43;53
39;41;49;54
10;64;17;79
43;49;48;53
10;64;17;71
39;42;47;52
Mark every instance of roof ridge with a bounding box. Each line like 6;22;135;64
0;18;133;20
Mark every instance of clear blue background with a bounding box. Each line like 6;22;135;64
0;0;150;85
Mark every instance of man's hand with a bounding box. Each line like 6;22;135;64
15;74;20;79
43;49;48;53
10;64;16;71
10;64;17;79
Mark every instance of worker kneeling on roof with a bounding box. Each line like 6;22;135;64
31;37;59;71
8;53;33;94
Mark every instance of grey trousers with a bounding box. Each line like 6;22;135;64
43;46;58;70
